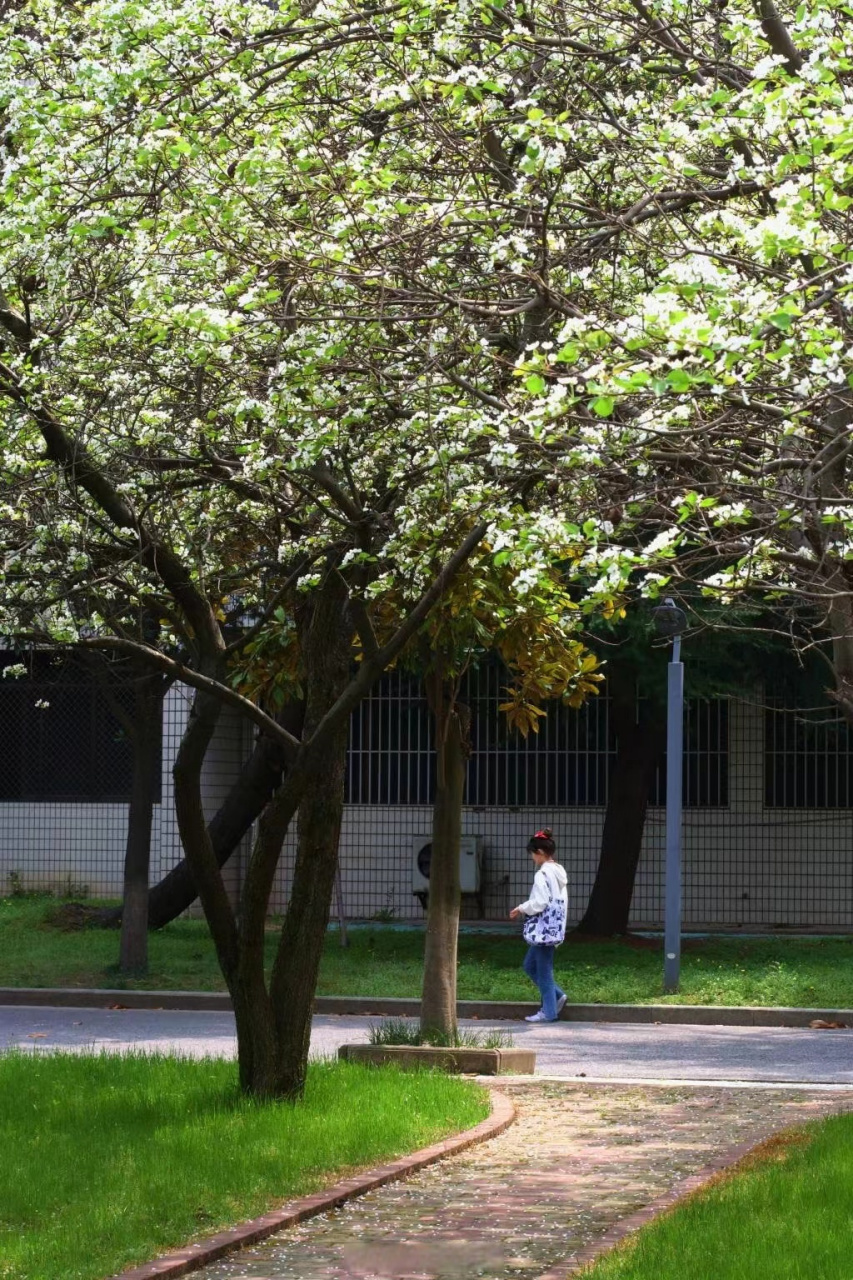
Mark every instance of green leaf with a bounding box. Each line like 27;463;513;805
590;396;615;417
666;369;691;392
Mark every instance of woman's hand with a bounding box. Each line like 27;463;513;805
509;907;521;920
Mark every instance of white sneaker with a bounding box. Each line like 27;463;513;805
556;994;567;1016
525;1010;554;1023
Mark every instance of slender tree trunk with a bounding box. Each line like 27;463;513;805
814;409;853;724
576;665;665;937
420;674;469;1040
118;677;162;974
230;765;305;1097
172;684;241;994
268;577;352;1099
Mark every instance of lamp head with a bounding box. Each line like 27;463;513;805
651;597;688;638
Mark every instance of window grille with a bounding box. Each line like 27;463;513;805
765;686;853;808
345;662;728;808
650;698;729;808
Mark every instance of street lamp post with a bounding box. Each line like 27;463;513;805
651;598;687;994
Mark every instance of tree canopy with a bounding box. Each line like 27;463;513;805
3;0;851;1087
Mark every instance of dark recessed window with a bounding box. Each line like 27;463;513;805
0;654;160;803
765;686;853;808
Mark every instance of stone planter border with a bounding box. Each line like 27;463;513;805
338;1042;536;1075
108;1090;515;1280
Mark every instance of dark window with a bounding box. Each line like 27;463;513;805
346;669;433;805
0;655;160;803
765;687;853;808
650;698;729;808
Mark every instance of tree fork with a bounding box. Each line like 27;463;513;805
172;686;240;982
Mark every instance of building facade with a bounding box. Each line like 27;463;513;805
1;658;851;930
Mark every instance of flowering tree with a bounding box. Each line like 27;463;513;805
0;0;636;1094
500;0;853;711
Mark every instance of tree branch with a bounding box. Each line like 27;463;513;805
77;637;301;759
753;0;804;73
307;521;489;749
0;360;222;657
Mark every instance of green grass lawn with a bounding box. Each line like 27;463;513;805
584;1111;853;1279
2;896;853;1006
0;1050;487;1280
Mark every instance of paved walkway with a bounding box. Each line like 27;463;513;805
3;1007;853;1084
4;1007;853;1277
193;1082;853;1280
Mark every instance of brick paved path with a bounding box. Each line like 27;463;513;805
195;1083;853;1280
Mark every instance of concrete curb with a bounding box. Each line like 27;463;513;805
339;1042;536;1075
107;1090;516;1280
2;987;853;1027
532;1118;846;1280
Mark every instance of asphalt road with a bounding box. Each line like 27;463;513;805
1;1006;852;1085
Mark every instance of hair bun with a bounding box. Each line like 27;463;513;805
536;828;553;840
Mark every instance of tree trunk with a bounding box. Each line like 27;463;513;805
420;675;469;1040
266;577;353;1099
118;675;162;974
576;665;665;937
172;684;241;992
93;701;304;930
826;582;853;728
232;965;278;1097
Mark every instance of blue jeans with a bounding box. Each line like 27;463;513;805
523;944;565;1021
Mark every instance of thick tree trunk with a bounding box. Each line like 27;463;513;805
420;675;469;1040
118;678;161;974
576;665;665;937
232;966;278;1096
266;577;352;1099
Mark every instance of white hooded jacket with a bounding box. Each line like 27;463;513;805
515;861;568;918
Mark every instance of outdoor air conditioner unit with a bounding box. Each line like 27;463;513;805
412;835;483;898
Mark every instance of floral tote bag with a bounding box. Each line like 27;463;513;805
522;869;567;946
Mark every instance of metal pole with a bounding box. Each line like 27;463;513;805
664;633;684;993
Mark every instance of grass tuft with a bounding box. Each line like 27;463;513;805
367;1018;514;1048
0;1049;488;1280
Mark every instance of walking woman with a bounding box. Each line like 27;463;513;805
509;829;568;1023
